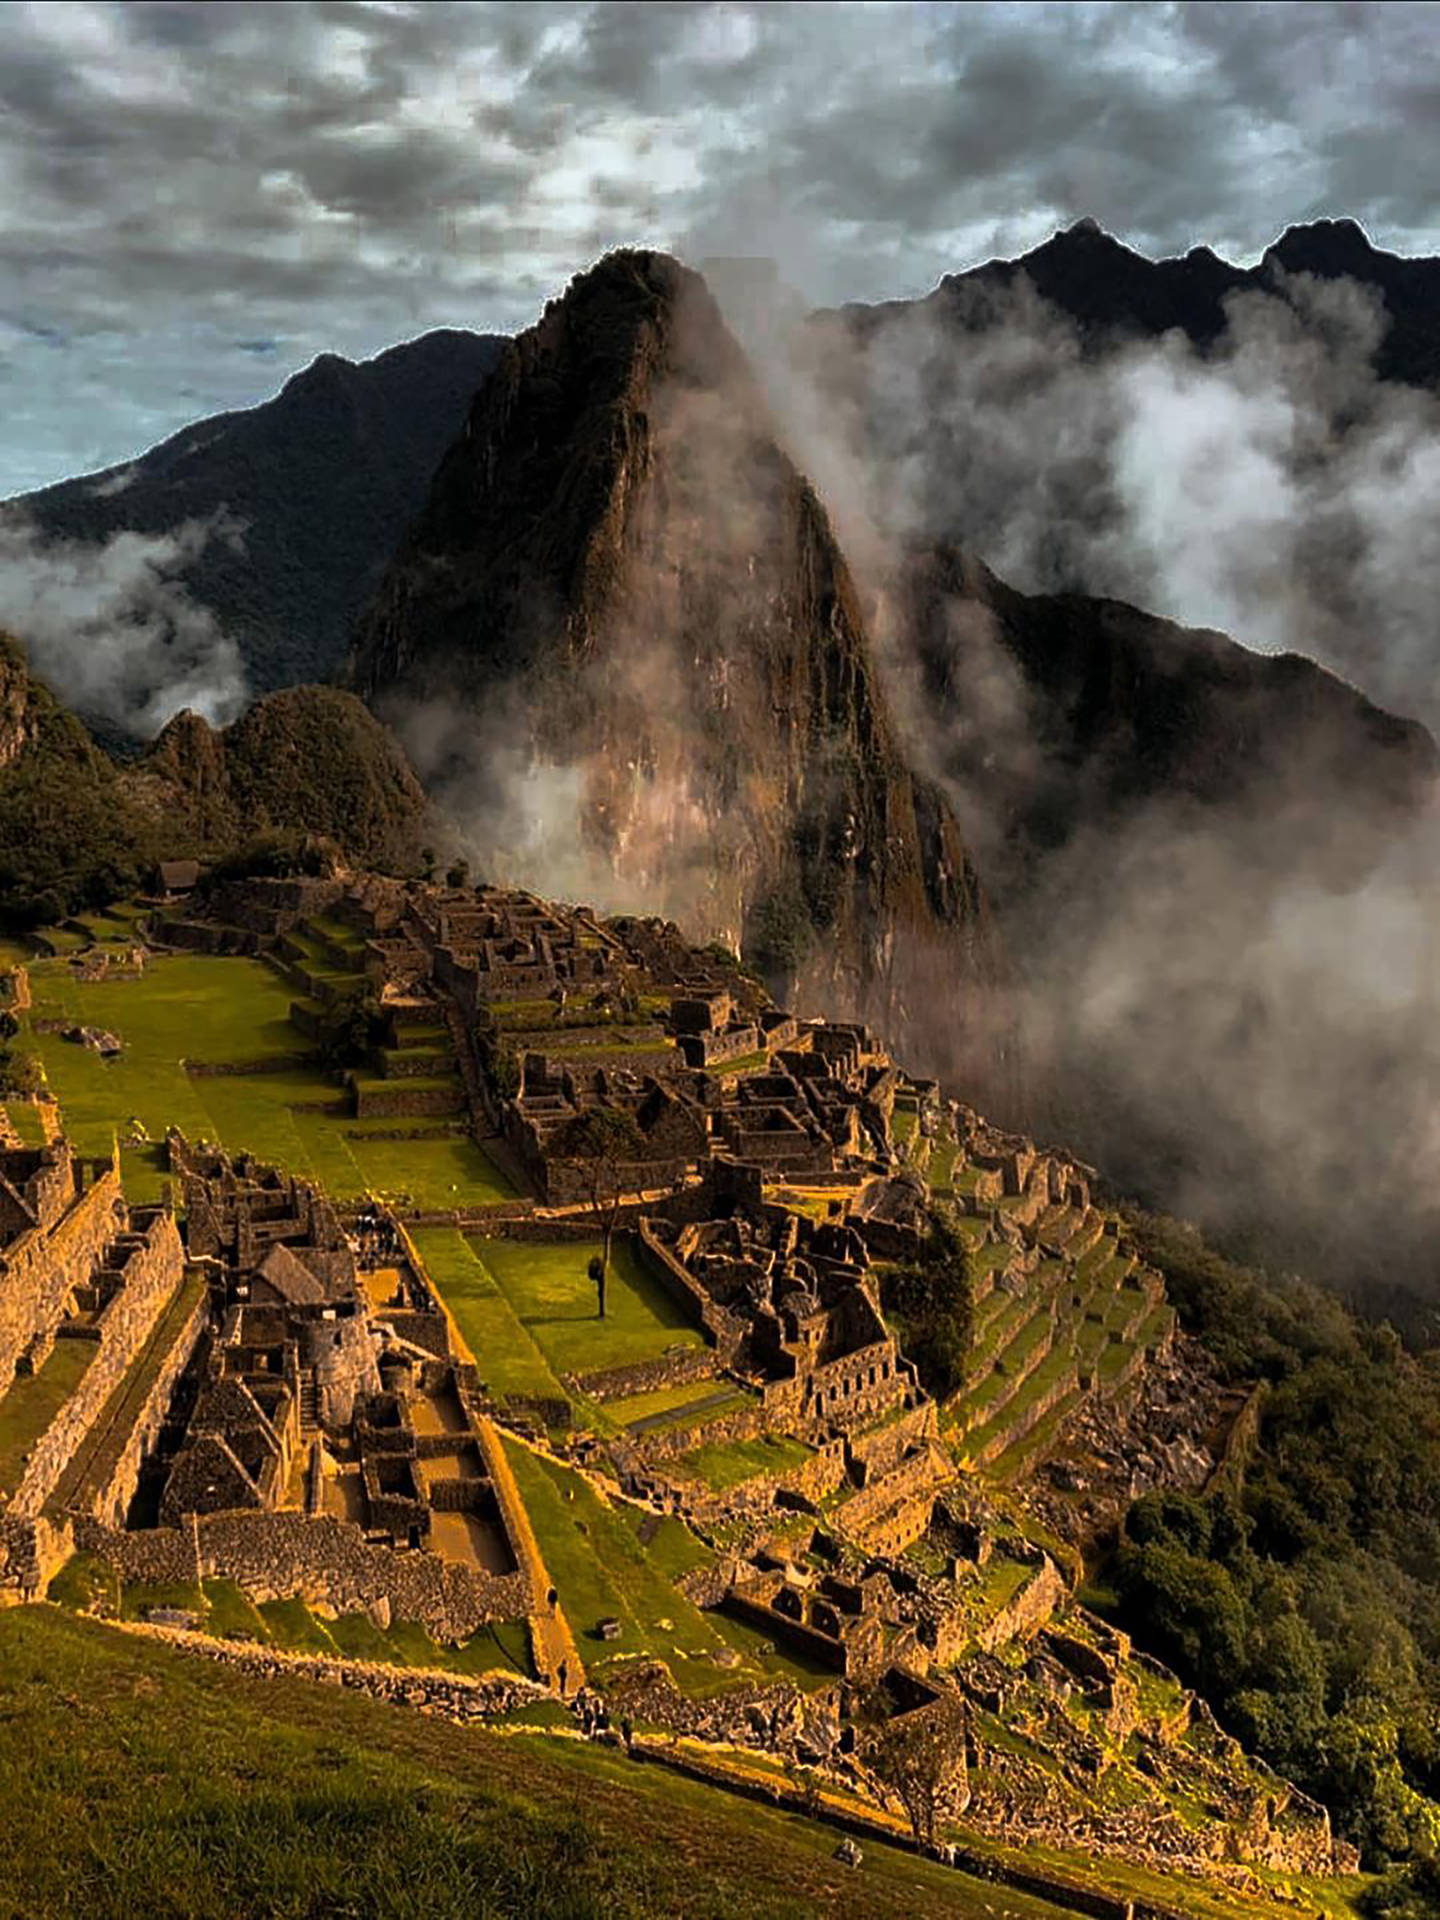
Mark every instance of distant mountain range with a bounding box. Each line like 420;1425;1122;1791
7;329;505;698
829;215;1440;388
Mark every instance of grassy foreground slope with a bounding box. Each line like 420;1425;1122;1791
0;1608;1066;1920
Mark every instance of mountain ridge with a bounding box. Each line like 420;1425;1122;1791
354;249;1009;1086
830;215;1440;387
6;328;507;706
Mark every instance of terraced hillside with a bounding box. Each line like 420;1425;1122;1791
14;924;513;1212
0;882;1361;1913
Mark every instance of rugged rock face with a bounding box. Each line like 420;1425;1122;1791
8;329;507;702
354;251;1007;1078
888;543;1439;904
0;636;41;770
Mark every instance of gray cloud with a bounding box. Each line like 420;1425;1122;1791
0;508;249;735
4;1;1440;493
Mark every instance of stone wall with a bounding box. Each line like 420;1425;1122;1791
353;1081;465;1120
975;1555;1068;1653
76;1508;529;1642
847;1401;937;1484
0;1510;73;1604
72;1277;209;1527
0;1160;120;1400
761;1337;910;1435
570;1344;717;1404
633;1221;735;1352
10;1211;186;1519
971;1360;1079;1470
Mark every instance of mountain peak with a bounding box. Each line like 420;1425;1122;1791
1265;216;1381;278
353;248;1005;1076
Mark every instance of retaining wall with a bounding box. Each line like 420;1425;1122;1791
11;1212;185;1519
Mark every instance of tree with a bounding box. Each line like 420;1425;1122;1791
862;1691;969;1848
0;1047;46;1097
316;983;385;1070
445;857;470;889
881;1212;975;1398
550;1108;647;1318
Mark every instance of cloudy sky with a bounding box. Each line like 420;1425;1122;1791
2;0;1438;495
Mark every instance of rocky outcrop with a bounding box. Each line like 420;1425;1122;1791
354;251;1007;1080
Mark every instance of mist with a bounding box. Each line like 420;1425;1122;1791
0;509;249;739
787;264;1440;729
701;248;1440;1313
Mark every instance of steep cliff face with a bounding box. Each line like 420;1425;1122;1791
354;250;1005;1074
889;543;1439;902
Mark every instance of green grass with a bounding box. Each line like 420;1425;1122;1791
21;953;515;1210
0;1607;1063;1918
603;1378;726;1427
408;1228;568;1402
502;1438;822;1695
0;1338;95;1494
202;1578;271;1642
474;1235;705;1380
671;1435;813;1491
2;1100;48;1145
259;1597;342;1656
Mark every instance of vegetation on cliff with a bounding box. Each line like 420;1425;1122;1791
0;636;427;927
1114;1211;1440;1876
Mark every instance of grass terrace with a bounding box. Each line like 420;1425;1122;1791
669;1433;813;1491
471;1234;705;1380
19;952;514;1210
406;1228;566;1403
46;1554;535;1677
500;1438;828;1695
0;1339;95;1496
2;1101;48;1146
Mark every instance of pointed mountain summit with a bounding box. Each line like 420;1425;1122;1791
354;250;1006;1075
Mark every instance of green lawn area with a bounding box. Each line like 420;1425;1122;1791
502;1437;832;1697
670;1434;813;1491
474;1234;705;1380
0;1339;94;1495
20;954;515;1210
603;1378;729;1427
407;1228;567;1402
2;1101;48;1145
0;1608;1061;1920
